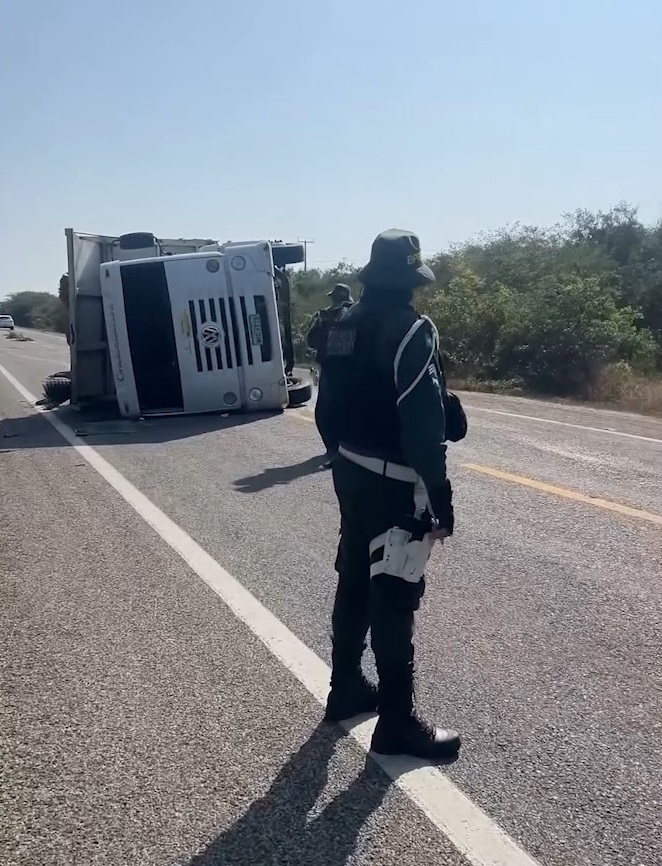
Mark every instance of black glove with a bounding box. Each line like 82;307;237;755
427;479;454;535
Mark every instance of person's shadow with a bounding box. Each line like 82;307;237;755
233;456;326;493
185;722;390;865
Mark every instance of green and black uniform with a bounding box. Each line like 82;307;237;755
306;284;354;459
321;229;467;760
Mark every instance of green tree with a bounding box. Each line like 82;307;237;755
287;202;662;401
1;291;67;332
506;276;656;395
5;203;661;407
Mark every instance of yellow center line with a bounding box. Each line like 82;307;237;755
463;462;662;527
284;413;661;525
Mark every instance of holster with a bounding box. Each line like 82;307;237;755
369;515;435;584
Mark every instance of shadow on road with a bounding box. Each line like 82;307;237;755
185;720;460;866
0;405;286;450
233;455;326;492
186;722;387;866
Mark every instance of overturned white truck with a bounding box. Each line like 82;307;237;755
46;229;312;417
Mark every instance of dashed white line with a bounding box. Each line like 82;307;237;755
0;361;543;866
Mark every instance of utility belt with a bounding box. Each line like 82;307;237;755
339;446;436;584
338;445;418;484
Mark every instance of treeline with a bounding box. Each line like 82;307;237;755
290;204;662;409
0;290;67;333
3;204;662;410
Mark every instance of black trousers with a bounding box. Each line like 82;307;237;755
331;454;428;717
314;370;337;454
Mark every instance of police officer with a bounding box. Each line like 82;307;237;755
306;283;355;468
58;274;71;345
321;229;466;760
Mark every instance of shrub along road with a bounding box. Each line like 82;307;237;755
1;329;662;866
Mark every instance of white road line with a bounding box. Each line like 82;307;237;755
296;399;662;445
0;361;542;866
465;405;662;444
0;351;68;364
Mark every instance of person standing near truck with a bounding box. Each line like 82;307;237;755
320;229;467;759
306;283;355;468
58;274;71;344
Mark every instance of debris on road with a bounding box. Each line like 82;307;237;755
5;330;34;342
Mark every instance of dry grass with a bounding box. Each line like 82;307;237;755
448;377;525;396
449;363;662;418
4;330;34;342
586;363;662;416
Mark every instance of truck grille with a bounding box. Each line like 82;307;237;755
188;297;235;373
188;295;271;372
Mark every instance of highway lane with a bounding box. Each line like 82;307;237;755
0;328;70;397
1;391;471;866
3;326;662;512
2;329;662;866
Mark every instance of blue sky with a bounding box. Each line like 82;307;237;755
1;0;661;295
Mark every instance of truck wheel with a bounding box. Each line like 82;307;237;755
287;376;312;407
272;243;305;267
42;375;72;406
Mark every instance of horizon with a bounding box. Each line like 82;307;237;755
0;199;660;302
1;0;661;296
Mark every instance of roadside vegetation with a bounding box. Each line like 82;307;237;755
1;290;67;334
290;204;662;415
2;203;661;414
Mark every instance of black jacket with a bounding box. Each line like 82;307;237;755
322;294;458;526
306;303;353;364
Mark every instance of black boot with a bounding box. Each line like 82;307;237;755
370;662;461;760
370;574;460;761
324;671;378;721
371;713;461;759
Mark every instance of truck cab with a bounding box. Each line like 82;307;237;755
60;229;310;417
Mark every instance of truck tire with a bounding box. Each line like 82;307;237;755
287;375;312;407
272;243;305;267
42;374;72;406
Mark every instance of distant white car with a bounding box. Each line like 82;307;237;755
0;314;15;331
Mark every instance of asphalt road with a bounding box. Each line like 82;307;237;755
2;327;662;866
